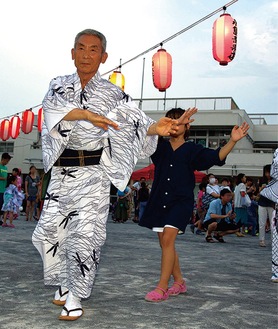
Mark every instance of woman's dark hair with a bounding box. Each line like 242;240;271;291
165;108;190;140
236;173;245;185
263;164;271;175
29;165;36;175
260;164;272;185
263;164;271;179
166;108;185;120
12;168;19;174
199;182;206;190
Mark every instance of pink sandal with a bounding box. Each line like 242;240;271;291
145;286;169;302
168;280;187;296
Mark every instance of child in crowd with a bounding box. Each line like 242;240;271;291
1;175;24;228
12;168;22;191
246;177;256;194
220;177;231;191
234;173;249;236
11;168;22;219
190;182;206;235
247;192;258;236
25;165;40;221
139;107;249;302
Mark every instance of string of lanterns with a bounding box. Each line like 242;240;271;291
0;1;238;141
0;107;43;141
108;1;238;92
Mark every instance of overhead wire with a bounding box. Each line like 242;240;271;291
0;0;238;121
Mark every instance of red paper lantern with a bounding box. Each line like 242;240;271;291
109;71;125;91
212;13;237;66
22;109;34;134
10;115;21;139
0;119;11;141
152;48;172;92
37;107;44;132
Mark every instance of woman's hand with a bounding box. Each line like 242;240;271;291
219;122;250;161
230;122;249;142
177;107;198;126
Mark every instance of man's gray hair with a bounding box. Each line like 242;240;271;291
74;29;107;53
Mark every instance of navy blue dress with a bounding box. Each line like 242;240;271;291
139;138;226;233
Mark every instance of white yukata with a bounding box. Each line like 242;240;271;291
32;71;157;298
260;148;278;281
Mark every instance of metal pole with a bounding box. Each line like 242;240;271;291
139;58;145;110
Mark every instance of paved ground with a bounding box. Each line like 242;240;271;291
0;214;277;329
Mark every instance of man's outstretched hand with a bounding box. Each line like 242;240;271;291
86;111;119;131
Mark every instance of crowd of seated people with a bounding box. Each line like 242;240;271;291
190;169;274;244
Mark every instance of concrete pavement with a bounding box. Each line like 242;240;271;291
0;215;277;329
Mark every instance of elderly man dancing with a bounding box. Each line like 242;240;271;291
32;28;195;321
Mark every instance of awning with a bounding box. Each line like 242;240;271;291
131;163;206;183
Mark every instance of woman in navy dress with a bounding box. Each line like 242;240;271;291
139;108;250;302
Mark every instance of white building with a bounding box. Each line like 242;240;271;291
1;97;277;179
135;97;277;179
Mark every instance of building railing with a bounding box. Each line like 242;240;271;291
231;148;274;154
248;113;278;125
134;97;239;111
133;97;278;125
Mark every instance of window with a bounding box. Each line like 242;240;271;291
196;139;206;147
209;130;230;137
220;139;228;147
190;130;207;137
189;129;230;149
0;142;14;153
208;138;219;149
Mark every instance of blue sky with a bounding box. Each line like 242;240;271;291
0;0;277;122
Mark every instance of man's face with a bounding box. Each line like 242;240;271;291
71;34;108;77
1;158;10;165
222;192;232;204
